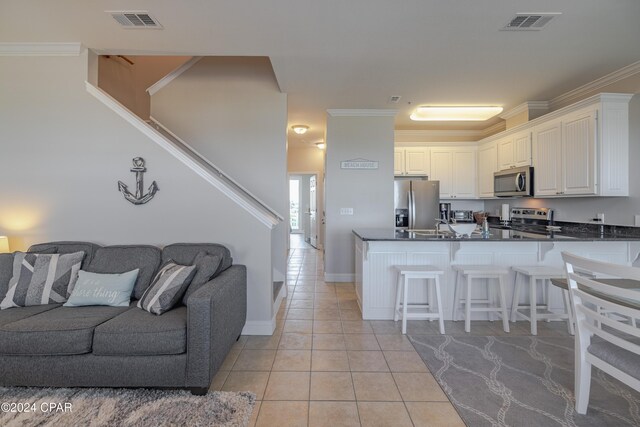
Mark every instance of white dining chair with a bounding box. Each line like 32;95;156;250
561;251;640;415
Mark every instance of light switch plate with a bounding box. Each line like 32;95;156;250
340;208;354;215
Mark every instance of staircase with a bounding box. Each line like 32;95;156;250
85;81;284;228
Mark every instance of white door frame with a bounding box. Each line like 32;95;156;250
288;171;321;250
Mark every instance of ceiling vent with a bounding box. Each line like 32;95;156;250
501;13;560;31
108;11;163;29
389;96;401;104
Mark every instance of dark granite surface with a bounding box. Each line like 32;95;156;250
353;226;640;242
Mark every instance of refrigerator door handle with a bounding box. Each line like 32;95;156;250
409;190;416;229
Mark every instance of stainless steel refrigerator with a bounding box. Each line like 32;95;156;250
394;178;440;230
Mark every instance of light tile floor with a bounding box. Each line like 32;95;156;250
212;235;569;426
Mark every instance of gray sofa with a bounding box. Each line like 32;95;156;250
0;241;246;395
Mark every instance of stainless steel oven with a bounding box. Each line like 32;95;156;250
494;166;533;197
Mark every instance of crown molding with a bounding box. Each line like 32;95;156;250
327;109;397;117
0;42;82;56
481;121;507;136
395;129;484;139
499;101;549;120
550;60;640;108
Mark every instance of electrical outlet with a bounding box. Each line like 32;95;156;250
340;208;354;215
635;215;640;227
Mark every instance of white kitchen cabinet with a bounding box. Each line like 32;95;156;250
394;147;430;176
478;141;498;198
532;119;563;196
430;147;477;199
497;131;531;170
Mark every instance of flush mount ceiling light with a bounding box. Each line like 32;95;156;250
315;142;326;150
291;125;309;134
410;106;504;121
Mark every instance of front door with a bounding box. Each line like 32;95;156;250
309;175;318;248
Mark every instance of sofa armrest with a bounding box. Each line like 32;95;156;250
185;265;247;388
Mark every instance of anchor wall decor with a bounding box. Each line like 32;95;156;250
118;157;159;205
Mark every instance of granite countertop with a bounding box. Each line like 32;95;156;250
353;227;640;242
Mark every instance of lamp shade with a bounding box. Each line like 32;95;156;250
0;236;9;253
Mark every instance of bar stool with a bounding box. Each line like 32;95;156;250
452;265;510;333
510;266;574;335
393;265;445;335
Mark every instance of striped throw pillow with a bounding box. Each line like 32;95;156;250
0;251;85;310
137;261;196;315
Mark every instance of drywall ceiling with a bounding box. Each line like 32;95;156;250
2;1;640;148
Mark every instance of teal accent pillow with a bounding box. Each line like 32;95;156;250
64;269;139;307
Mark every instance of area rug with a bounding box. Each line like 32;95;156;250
0;387;255;427
408;335;640;427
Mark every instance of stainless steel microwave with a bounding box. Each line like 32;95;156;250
494;166;533;197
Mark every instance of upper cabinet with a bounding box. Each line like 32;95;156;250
531;94;631;197
478;141;498;198
430;147;477;199
394;147;430;176
497;130;531;170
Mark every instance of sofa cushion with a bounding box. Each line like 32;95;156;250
0;253;13;301
0;251;86;310
138;262;196;315
162;244;231;277
0;305;129;355
0;304;61;328
86;245;161;300
28;242;101;268
182;252;222;304
93;306;187;356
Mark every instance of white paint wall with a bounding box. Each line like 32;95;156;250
0;51;276;334
324;113;395;281
149;57;288;316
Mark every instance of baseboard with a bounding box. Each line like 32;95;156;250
324;273;355;282
242;320;275;335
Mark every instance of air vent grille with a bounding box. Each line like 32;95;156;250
389;96;401;104
501;13;559;31
109;11;162;29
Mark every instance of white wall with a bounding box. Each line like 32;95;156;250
0;51;276;334
150;57;288;315
485;94;640;226
288;146;325;248
324;112;395;281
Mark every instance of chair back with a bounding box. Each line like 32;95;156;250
561;251;640;361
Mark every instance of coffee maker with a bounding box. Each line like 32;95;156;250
439;203;451;223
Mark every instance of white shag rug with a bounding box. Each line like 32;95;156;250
0;387;255;427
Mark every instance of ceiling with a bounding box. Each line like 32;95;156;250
2;1;640;148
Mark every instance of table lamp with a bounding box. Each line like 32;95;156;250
0;236;10;253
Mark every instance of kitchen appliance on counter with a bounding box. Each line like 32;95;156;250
394;178;440;230
494;166;534;197
451;210;474;222
511;207;554;224
439;203;451;223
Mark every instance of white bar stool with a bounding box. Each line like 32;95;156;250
510;266;574;336
452;265;510;333
393;265;445;334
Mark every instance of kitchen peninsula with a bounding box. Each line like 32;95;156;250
353;226;640;320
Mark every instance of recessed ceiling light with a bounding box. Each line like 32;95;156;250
410;106;504;121
291;125;309;134
315;142;326;150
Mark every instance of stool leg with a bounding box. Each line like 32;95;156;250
465;275;472;333
498;275;510;333
544;279;551;323
452;270;460;322
428;281;435;322
402;275;409;334
530;276;537;335
435;275;445;334
562;289;575;336
488;281;495;322
394;271;402;322
511;271;521;322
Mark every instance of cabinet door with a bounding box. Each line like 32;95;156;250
478;142;497;198
514;131;532;167
430;149;453;198
533;120;562;196
453;149;477;198
562;109;596;195
394;148;405;175
404;148;430;176
497;137;515;170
